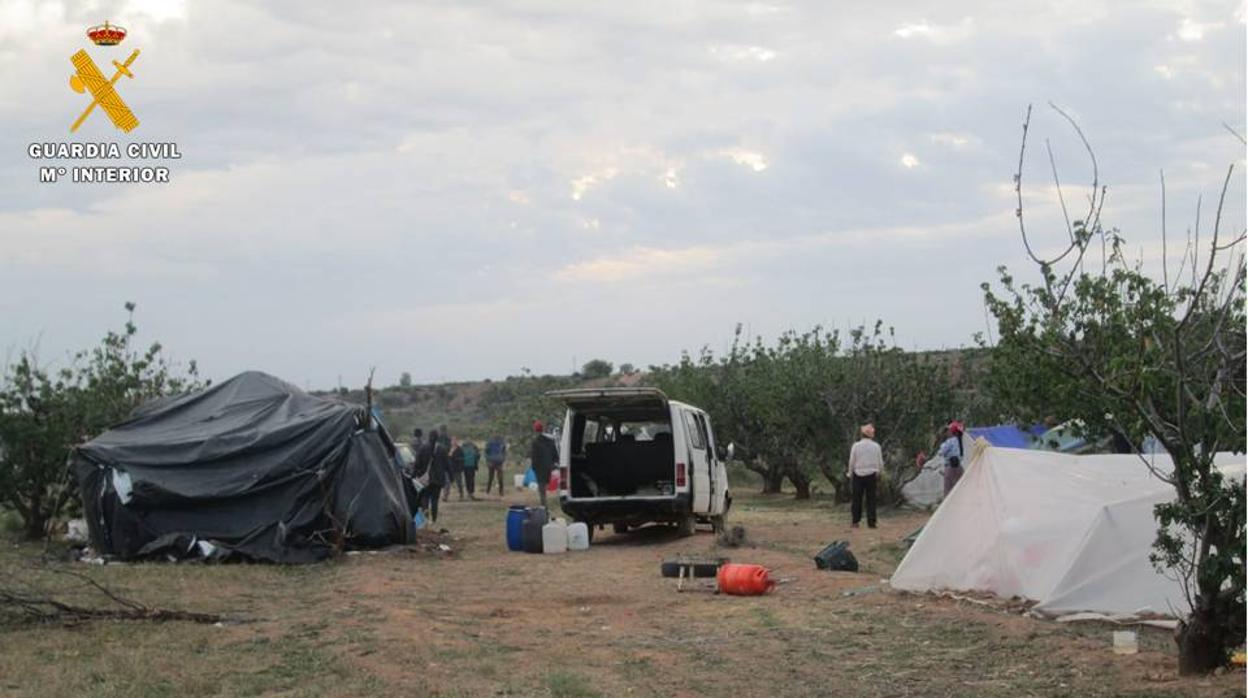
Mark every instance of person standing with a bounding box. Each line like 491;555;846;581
529;420;559;509
847;423;882;529
460;439;481;500
419;429;449;523
938;421;966;496
445;438;466;502
484;434;507;497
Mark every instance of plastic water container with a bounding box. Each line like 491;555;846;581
522;507;548;554
542;520;568;553
566;522;590;551
1112;631;1138;655
513;474;525;490
506;506;527;551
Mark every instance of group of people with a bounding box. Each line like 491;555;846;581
406;426;509;523
846;420;966;529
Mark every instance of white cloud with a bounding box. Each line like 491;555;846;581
570;167;618;200
120;0;189;23
1176;17;1222;41
893;17;974;44
929;132;980;148
556;245;724;283
717;147;769;172
709;44;778;62
662;167;680;189
901;153;921;168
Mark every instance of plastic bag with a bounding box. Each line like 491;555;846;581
814;540;859;572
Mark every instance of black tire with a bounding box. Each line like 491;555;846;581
675;513;696;537
660;558;724;578
612;523;629;535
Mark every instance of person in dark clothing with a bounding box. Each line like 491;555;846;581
529;420;559;509
484;435;507;497
409;428;424;455
419;429;450;522
445;438;465;502
460;440;481;499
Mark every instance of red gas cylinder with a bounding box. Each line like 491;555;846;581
716;563;775;595
547;469;560;492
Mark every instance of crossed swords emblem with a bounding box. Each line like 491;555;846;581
69;48;140;133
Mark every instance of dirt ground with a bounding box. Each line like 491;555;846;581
1;489;1244;697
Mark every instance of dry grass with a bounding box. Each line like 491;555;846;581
1;491;1243;697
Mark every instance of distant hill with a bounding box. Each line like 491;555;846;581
317;347;985;444
316;371;646;442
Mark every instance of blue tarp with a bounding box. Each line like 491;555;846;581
967;424;1047;449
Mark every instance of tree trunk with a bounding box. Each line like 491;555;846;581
816;461;850;503
1176;610;1224;674
761;469;784;494
23;510;48;541
1176;589;1241;675
788;468;812;500
746;458;784;494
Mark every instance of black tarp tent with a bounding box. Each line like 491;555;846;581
72;371;414;563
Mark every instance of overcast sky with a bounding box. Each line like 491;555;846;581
1;0;1244;389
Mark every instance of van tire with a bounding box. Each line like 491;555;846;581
675;514;696;537
612;523;629;535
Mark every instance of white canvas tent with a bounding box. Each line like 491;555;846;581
890;440;1244;618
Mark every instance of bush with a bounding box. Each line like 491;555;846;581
0;303;202;539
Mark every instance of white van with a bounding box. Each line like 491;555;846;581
547;387;731;538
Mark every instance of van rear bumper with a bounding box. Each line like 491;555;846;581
559;494;691;526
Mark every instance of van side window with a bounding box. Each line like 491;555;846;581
683;412;705;449
695;413;713;452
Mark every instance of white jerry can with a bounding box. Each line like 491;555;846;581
566;522;590;551
513;474;525;490
542;520;568;553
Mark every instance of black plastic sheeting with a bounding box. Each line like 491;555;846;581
71;371;414;563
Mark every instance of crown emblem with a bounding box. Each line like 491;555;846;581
86;21;127;46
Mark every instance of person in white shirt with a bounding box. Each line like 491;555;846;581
846;423;883;528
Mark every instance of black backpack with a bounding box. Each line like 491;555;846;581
814;540;859;572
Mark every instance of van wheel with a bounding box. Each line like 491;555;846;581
612;523;629;535
710;514;726;534
675;514;696;537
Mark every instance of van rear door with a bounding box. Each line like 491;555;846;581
547;387;669;412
